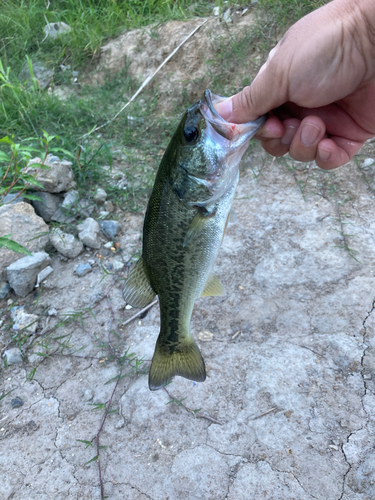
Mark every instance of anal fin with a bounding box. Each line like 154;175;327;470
200;273;225;297
122;256;156;307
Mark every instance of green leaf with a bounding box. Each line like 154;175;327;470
19;175;44;188
22;193;43;202
0;136;13;145
0;236;32;255
0;388;15;401
76;439;93;449
85;455;99;466
0;151;11;162
27;367;37;381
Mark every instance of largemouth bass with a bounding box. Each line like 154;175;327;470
123;90;265;390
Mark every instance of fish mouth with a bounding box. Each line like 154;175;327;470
200;89;266;144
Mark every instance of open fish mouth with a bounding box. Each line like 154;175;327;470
200;89;266;145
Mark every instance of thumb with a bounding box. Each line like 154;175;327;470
215;48;289;123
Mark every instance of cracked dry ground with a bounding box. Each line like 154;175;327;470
2;148;375;500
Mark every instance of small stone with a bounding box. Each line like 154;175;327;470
7;299;13;306
50;229;84;258
31;192;63;222
43;22;72;39
3;348;23;365
11;397;23;408
115;419;125;429
198;329;214;341
99;211;110;218
36;266;53;287
103;242;113;249
93;188;107;203
103;201;114;213
75;263;92;277
0;281;11;299
223;8;232;22
48;308;58;316
82;389;94;402
7;251;51;297
11;306;39;333
87;259;95;265
213;6;220;15
77;218;101;249
100;220;120;240
112;261;124;272
362;158;375;168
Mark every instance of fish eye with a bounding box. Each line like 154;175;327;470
183;126;199;144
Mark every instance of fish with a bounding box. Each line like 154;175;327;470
123;89;265;390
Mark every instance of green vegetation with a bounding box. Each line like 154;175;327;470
0;0;329;211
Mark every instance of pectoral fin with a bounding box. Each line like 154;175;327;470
200;273;225;297
183;208;216;248
183;212;206;248
122;256;156;307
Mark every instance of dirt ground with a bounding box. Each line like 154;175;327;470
2;9;375;500
2;141;375;499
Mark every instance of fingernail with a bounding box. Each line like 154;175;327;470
214;99;233;120
301;123;320;147
281;125;297;145
318;146;331;161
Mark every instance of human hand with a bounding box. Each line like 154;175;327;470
215;0;375;169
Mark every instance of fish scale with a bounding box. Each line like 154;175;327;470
123;89;265;390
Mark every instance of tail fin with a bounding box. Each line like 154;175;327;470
149;339;206;391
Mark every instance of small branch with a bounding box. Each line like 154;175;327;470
121;299;158;327
80;19;208;138
249;407;279;420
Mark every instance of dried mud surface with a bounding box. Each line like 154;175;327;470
2;143;375;499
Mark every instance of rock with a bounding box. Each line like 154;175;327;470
51;190;78;223
22;154;76;193
99;211;109;218
103;201;114;213
52;191;94;222
11;397;23;408
7;252;51;297
103;241;113;249
213;6;220;15
49;229;83;258
112;260;124;272
93;188;107;202
48;308;58;316
100;220;120;240
18;61;54;90
0;281;11;299
1;191;28;205
0;203;49;279
75;263;92;277
43;22;72;39
223;8;232;22
3;348;23;365
31;192;63;222
36;266;53;287
77;218;101;249
11;306;39;333
87;16;258;114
